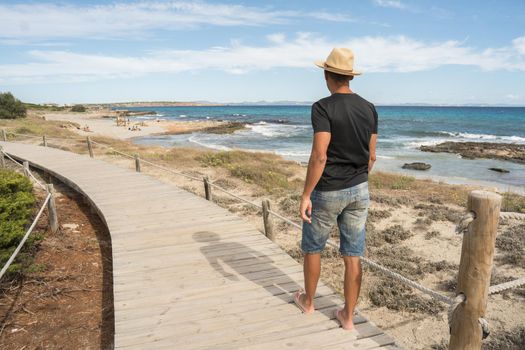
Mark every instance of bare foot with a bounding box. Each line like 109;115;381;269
293;290;314;314
334;308;354;330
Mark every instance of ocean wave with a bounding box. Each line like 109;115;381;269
275;150;310;157
246;122;308;138
178;114;187;118
188;135;231;151
261;118;290;124
135;116;155;120
438;131;525;143
404;140;444;148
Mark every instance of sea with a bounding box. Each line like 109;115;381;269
125;105;525;193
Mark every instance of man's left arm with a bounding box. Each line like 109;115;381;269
368;105;379;172
300;132;331;223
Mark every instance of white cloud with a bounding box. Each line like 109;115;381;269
505;94;520;100
1;34;525;84
0;1;351;41
512;37;525;55
373;0;407;10
267;33;286;44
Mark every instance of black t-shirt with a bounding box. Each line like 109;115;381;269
311;93;378;191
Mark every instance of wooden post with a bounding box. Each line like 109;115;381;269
203;176;212;201
23;161;30;177
1;129;6;141
134;154;141;172
86;136;94;158
46;184;59;234
0;146;5;168
43;135;48;147
449;191;501;350
262;199;275;241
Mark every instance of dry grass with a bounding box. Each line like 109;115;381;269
368;225;413;246
368;278;444;315
197;150;303;193
370;172;471;207
0;113;80;140
502;192;525;213
495;223;525;267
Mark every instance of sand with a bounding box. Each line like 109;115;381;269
39;110;230;140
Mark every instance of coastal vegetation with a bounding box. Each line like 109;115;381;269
23;102;66;111
0;169;38;276
0;92;27;119
71;104;87;112
198;150;303;193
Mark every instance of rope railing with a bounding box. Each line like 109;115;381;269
0;193;52;281
1;149;47;190
209;182;263;208
499;211;525;221
89;139;136;159
488;277;525;295
140;158;202;181
6;131;85;141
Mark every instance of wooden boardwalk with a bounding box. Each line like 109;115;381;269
1;141;402;349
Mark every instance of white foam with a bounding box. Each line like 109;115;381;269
275;150;310;157
404;139;444;148
179;114;187;118
188;135;231;151
246;123;307;138
438;131;525;143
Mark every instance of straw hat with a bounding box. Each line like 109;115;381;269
315;48;362;76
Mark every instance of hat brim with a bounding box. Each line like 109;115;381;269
314;60;362;76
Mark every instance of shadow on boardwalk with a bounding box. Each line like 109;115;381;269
194;231;303;305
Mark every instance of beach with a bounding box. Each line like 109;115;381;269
37;109;241;140
1;109;524;349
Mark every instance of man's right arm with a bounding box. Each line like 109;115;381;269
369;133;377;172
369;104;379;172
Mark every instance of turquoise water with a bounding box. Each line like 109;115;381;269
127;105;525;191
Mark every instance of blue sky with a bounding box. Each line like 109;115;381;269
0;0;524;105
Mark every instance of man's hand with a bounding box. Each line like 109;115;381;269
300;195;312;223
368;157;376;172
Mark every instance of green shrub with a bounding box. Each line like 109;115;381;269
0;92;27;119
71;104;87;112
0;169;36;273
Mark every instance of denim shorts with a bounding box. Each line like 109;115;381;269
302;181;369;256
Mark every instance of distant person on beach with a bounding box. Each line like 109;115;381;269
295;48;378;330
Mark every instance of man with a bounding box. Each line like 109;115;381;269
294;48;378;331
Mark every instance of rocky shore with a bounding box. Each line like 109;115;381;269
420;141;525;164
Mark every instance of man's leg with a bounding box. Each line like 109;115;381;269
336;182;368;329
338;256;362;329
298;190;337;314
301;252;321;312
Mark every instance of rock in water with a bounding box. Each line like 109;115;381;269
489;167;510;173
402;162;431;171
